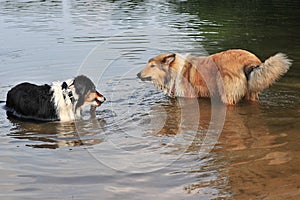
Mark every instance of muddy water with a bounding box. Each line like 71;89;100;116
0;0;299;199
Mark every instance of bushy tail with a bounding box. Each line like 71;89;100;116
248;53;292;92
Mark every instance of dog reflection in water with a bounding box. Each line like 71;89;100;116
7;117;107;149
6;75;105;122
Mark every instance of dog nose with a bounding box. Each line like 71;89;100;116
96;91;106;103
137;72;141;78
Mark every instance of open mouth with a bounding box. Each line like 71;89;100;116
93;91;106;107
95;97;105;106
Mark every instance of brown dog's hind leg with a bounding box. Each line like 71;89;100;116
217;74;247;105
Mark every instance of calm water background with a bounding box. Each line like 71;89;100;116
0;0;299;199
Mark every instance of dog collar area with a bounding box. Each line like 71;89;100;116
61;81;75;104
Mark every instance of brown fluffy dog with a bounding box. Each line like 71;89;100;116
137;49;292;105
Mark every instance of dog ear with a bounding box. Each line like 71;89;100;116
162;54;176;65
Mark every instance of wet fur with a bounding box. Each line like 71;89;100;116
6;75;105;121
137;49;292;105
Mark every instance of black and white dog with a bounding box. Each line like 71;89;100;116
6;75;106;122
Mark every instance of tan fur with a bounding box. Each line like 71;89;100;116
248;53;291;92
138;49;292;105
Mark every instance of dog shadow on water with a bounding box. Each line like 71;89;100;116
6;111;107;149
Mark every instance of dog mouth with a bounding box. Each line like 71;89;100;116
95;97;105;106
95;96;106;106
91;91;106;107
137;72;152;81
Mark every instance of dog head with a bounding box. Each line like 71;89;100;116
71;75;106;111
137;54;177;88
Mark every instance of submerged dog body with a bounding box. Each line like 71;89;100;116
6;75;105;121
137;49;292;105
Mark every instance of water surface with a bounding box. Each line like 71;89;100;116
0;0;299;199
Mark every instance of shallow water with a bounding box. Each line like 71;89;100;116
0;0;299;199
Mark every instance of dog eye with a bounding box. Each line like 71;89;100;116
150;64;155;68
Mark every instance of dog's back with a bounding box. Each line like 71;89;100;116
6;83;58;121
210;49;291;104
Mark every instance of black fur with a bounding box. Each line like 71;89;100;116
5;75;102;122
6;82;58;121
73;75;96;111
244;65;259;81
61;82;68;90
